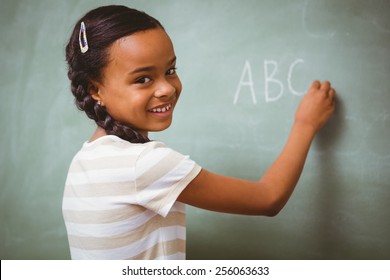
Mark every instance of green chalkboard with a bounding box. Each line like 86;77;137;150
1;0;389;259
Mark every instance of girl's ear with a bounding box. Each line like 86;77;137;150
88;81;104;106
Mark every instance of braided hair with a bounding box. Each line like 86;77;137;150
65;5;163;143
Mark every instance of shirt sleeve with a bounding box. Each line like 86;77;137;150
134;141;202;217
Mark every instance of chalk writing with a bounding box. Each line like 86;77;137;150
233;60;257;105
264;60;284;103
234;59;305;105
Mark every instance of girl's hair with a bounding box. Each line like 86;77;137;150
65;5;163;143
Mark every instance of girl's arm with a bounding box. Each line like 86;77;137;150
177;80;336;216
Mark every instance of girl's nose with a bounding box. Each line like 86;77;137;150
154;80;176;99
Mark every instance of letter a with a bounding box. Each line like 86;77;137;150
233;60;257;105
264;60;284;103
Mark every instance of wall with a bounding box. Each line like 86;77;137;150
0;0;389;259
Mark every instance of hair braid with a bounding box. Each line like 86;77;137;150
68;66;150;143
94;103;150;143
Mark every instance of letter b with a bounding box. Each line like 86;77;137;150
264;60;284;103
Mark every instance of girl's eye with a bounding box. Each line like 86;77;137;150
135;77;151;84
166;67;177;75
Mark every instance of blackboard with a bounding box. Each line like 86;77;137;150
1;0;389;259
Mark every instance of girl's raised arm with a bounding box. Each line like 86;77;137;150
178;80;335;216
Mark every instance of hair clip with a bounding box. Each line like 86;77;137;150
79;21;89;53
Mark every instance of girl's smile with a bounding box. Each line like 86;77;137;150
148;103;172;113
89;27;182;137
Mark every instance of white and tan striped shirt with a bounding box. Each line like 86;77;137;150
62;135;201;260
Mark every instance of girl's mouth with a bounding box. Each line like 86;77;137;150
148;103;172;113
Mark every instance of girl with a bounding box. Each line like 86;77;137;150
63;5;335;260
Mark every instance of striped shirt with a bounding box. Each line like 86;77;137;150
62;135;201;260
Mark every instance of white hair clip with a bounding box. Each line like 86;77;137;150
79;21;89;53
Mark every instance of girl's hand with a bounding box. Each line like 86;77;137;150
294;80;336;133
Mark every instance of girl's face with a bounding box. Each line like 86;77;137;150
91;28;182;136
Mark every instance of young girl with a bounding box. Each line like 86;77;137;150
63;5;335;260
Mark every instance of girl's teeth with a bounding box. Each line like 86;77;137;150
151;104;171;113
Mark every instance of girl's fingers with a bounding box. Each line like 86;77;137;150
320;80;331;91
328;88;336;99
311;80;321;89
328;88;336;106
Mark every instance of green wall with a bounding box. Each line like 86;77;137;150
1;0;389;259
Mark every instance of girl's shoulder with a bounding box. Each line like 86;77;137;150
75;135;168;159
83;135;165;147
